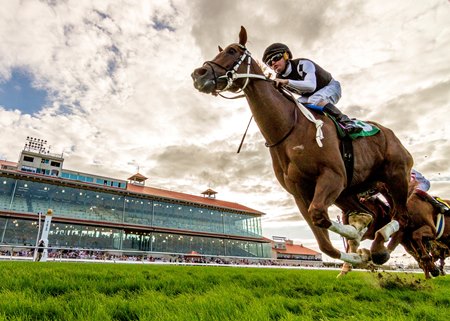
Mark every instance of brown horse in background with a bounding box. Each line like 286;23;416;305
402;195;450;278
353;187;450;278
191;26;413;265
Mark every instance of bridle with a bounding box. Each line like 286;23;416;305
203;44;267;98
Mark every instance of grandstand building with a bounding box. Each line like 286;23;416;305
271;236;322;266
0;138;272;259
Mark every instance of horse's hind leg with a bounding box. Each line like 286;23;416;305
338;238;365;277
439;251;446;276
338;214;373;277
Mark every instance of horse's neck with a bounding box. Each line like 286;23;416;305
244;80;297;145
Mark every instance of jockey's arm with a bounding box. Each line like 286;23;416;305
286;60;317;94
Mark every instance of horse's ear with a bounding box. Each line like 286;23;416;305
218;45;223;52
239;26;247;46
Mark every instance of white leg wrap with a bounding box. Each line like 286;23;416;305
340;252;363;265
377;220;400;242
329;221;359;239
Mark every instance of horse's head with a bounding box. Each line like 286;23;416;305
191;26;253;95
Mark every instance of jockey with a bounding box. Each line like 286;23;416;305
262;43;361;134
411;169;449;215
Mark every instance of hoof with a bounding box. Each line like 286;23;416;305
357;248;372;262
431;267;440;278
348;212;373;231
337;271;349;278
337;262;352;278
371;250;390;265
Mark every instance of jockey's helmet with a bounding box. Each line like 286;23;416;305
262;43;292;65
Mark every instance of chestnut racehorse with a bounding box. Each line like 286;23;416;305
191;26;413;265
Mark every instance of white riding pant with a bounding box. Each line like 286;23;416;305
297;79;342;105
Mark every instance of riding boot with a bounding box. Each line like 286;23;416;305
323;103;362;134
418;190;450;215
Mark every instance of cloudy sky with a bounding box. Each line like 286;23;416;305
1;0;449;261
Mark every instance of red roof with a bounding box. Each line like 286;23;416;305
0;160;17;168
276;244;319;256
128;172;148;181
201;188;217;196
126;184;263;215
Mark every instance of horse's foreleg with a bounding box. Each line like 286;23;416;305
293;196;340;259
294;197;368;265
308;169;344;229
308;169;365;240
371;170;410;265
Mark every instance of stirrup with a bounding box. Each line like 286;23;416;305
438;203;450;215
434;197;450;214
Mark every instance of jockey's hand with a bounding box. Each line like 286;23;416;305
274;78;288;89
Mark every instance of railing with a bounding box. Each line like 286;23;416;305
0;244;321;267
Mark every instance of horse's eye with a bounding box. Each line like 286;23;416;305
227;48;236;55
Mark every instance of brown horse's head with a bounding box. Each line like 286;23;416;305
191;26;250;95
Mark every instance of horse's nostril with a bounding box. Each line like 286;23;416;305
195;68;207;77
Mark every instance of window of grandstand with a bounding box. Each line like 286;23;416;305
23;156;34;162
21;166;36;173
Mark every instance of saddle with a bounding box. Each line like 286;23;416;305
304;104;380;187
436;197;450;214
415;190;450;215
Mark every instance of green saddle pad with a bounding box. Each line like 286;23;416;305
329;117;380;140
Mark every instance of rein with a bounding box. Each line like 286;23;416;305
280;88;324;147
265;107;298;148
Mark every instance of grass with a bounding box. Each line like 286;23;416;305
0;262;449;320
